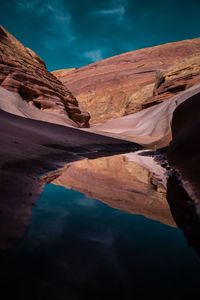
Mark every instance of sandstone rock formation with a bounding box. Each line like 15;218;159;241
150;54;200;106
89;85;200;148
53;38;200;124
0;86;76;127
0;26;89;127
46;154;175;227
168;90;200;202
52;68;76;77
166;90;200;257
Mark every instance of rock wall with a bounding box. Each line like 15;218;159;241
168;90;200;201
53;38;200;124
0;26;90;127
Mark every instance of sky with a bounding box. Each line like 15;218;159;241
0;0;200;71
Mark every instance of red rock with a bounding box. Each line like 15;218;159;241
0;26;90;127
53;38;200;124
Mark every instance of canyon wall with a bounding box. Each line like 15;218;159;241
0;26;90;127
53;38;200;124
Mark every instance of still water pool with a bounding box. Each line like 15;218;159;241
2;184;200;299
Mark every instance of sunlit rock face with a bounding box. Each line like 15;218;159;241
0;26;90;127
46;154;175;227
53;38;200;125
151;55;200;105
89;85;200;149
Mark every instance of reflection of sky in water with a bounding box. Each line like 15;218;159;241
5;184;200;299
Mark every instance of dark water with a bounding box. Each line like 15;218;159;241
1;184;200;300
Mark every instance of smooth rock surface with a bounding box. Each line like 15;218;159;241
89;85;200;148
168;90;200;204
0;87;76;127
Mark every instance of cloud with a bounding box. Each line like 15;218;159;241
16;0;39;12
15;0;75;49
96;6;125;19
93;0;128;21
84;49;104;62
16;0;67;18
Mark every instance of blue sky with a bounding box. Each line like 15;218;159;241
0;0;200;70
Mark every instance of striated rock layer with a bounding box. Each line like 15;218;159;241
0;26;90;127
53;38;200;124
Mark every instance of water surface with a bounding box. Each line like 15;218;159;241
1;184;200;300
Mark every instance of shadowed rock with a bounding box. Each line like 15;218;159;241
167;91;200;257
167;174;200;257
168;91;200;200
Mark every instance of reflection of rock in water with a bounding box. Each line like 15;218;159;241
0;171;43;251
167;173;200;257
45;154;175;227
0;105;139;251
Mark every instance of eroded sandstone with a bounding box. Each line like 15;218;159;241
53;38;200;124
0;26;90;127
